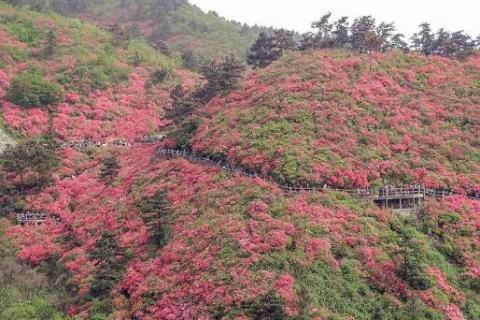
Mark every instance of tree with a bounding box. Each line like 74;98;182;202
181;50;197;70
411;24;477;58
391;217;435;290
411;23;434;55
350;16;378;53
89;232;123;302
132;51;142;67
332;16;350;48
150;69;167;84
247;29;296;68
41;29;57;58
389;33;409;52
109;24;129;48
169;84;185;104
376;22;397;51
299;32;317;51
6;66;63;108
197;55;245;101
310;13;334;48
99;155;120;182
138;190;171;249
0;138;59;191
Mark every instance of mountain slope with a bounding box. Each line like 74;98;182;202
1;3;480;320
190;50;480;192
7;0;266;64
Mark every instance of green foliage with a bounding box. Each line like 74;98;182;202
1;14;41;44
88;232;123;302
41;29;57;58
127;38;177;71
241;291;287;319
60;53;130;92
247;29;296;68
391;216;436;290
137;190;171;248
6;66;63;107
170;118;200;149
0;225;68;319
7;0;268;63
196;55;246;102
0;298;67;320
99;155;120;182
0;138;59;192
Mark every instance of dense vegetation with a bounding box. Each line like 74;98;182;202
0;2;479;320
6;0;268;67
0;224;69;319
191;50;480;191
247;13;479;69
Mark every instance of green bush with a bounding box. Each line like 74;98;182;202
6;67;63;107
0;298;67;320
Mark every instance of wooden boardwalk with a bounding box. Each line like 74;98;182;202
10;142;478;226
156;148;479;210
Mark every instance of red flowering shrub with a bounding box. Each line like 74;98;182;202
191;50;480;190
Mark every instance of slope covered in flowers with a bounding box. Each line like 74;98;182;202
1;4;480;318
5;141;480;319
192;50;480;193
0;2;191;142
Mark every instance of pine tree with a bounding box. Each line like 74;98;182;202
391;217;435;290
138;190;170;248
350;16;378;53
247;30;296;68
89;232;123;300
42;29;57;58
198;55;245;101
1;138;59;191
99;155;120;182
311;12;334;48
332;16;350;48
411;23;434;55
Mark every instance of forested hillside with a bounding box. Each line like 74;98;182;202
0;1;480;320
6;0;267;67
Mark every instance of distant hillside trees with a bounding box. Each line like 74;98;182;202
247;29;296;68
250;13;479;68
411;23;478;59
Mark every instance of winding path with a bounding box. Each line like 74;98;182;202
10;139;480;225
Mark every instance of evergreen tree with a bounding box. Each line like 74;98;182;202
391;217;435;290
389;33;409;52
181;49;197;70
0;138;59;191
350;16;377;53
99;155;120;182
198;55;245;101
109;23;129;48
41;29;57;58
247;29;296;68
310;12;334;48
376;22;397;51
332;16;350;48
138;190;170;248
411;23;434;55
169;84;185;104
89;232;123;300
299;32;317;51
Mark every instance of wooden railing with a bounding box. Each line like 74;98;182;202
155;148;479;202
16;212;47;224
8;143;478;226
